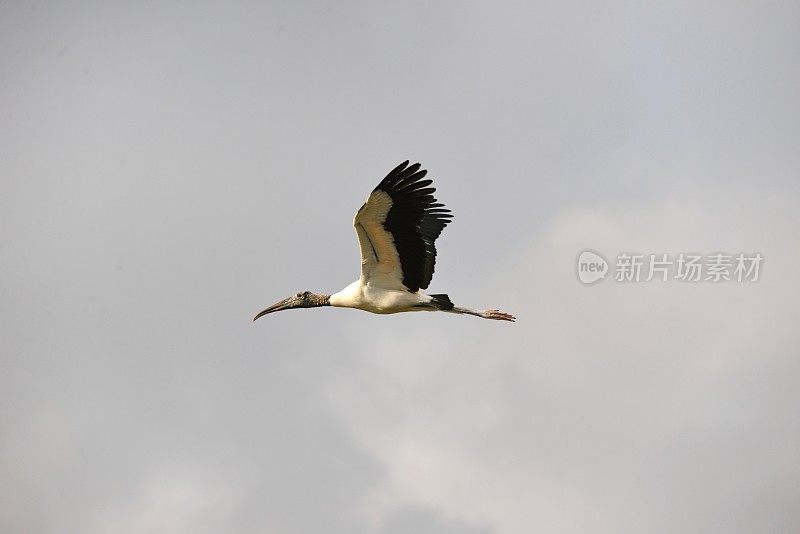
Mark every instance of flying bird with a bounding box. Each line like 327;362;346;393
253;161;515;322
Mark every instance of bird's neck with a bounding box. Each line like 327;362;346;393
309;293;331;307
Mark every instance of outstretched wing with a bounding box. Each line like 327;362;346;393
352;161;453;292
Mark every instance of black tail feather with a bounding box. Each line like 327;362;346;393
429;293;454;310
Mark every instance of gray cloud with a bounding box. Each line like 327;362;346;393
2;1;798;533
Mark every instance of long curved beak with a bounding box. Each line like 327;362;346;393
253;297;293;321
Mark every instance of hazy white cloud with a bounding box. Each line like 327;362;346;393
329;188;800;533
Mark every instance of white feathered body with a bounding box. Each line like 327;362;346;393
329;280;432;314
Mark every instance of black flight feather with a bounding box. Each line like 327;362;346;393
374;161;453;292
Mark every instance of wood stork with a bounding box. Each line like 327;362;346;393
253;161;515;322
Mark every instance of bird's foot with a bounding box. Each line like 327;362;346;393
482;309;516;322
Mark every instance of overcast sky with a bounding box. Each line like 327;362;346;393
2;1;799;533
